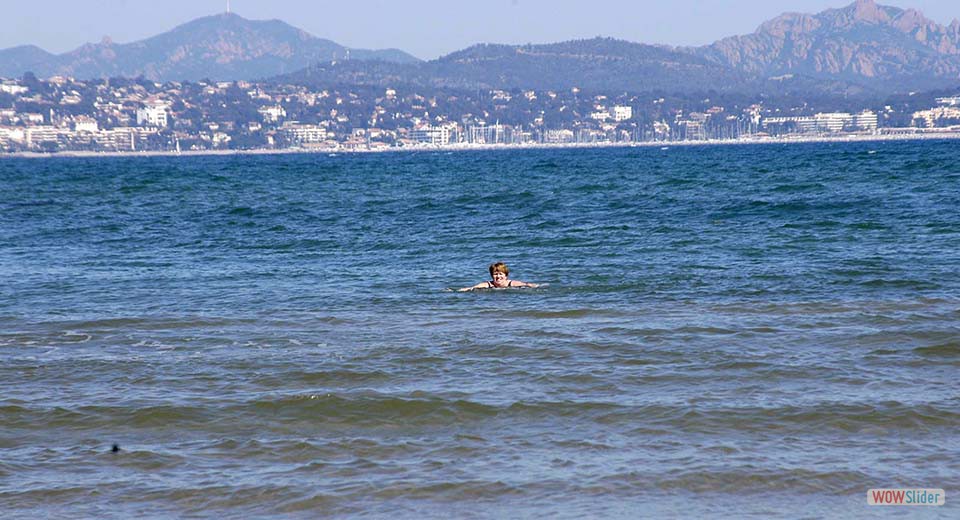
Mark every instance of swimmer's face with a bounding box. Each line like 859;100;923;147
491;270;509;287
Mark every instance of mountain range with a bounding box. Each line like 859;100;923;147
697;0;960;92
2;0;959;96
0;13;418;81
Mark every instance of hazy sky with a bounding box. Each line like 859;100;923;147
3;0;958;60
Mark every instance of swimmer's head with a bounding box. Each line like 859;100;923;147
489;262;510;278
489;262;510;287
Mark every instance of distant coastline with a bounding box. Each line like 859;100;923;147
3;132;959;160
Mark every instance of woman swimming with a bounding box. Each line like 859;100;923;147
458;262;539;291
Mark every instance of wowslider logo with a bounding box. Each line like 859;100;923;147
867;489;945;506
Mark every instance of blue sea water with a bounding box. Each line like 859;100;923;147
1;142;958;518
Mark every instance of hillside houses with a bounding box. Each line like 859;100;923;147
0;75;953;153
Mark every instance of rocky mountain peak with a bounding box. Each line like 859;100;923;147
757;13;820;38
892;8;932;34
850;0;888;23
698;0;960;92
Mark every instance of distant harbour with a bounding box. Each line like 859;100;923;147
5;131;960;159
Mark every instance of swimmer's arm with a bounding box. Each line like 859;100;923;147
512;280;539;288
457;282;490;292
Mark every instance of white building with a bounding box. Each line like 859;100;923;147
612;105;633;121
0;126;25;143
763;111;876;134
912;106;960;127
544;129;575;143
763;116;814;133
590;110;611;121
1;127;18;148
136;104;168;127
22;113;45;124
410;124;452;146
853;110;878;132
212;132;232;147
258;105;286;123
74;118;99;133
0;83;28;95
653;120;671;139
278;122;329;145
24;126;62;148
813;112;853;133
105;127;148;151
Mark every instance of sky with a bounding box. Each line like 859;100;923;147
3;0;958;60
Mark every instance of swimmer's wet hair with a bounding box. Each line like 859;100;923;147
489;262;509;276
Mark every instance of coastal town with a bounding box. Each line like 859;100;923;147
2;74;960;154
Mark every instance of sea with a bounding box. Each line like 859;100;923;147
1;141;958;519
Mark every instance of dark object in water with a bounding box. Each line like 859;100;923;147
111;443;120;453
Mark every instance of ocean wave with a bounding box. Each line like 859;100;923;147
506;309;628;319
0;403;210;430
242;394;501;425
6;397;956;433
913;342;960;357
250;369;393;386
660;402;960;433
43;317;255;331
593;467;873;494
370;479;521;500
134;483;310;516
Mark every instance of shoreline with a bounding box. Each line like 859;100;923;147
2;132;959;159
